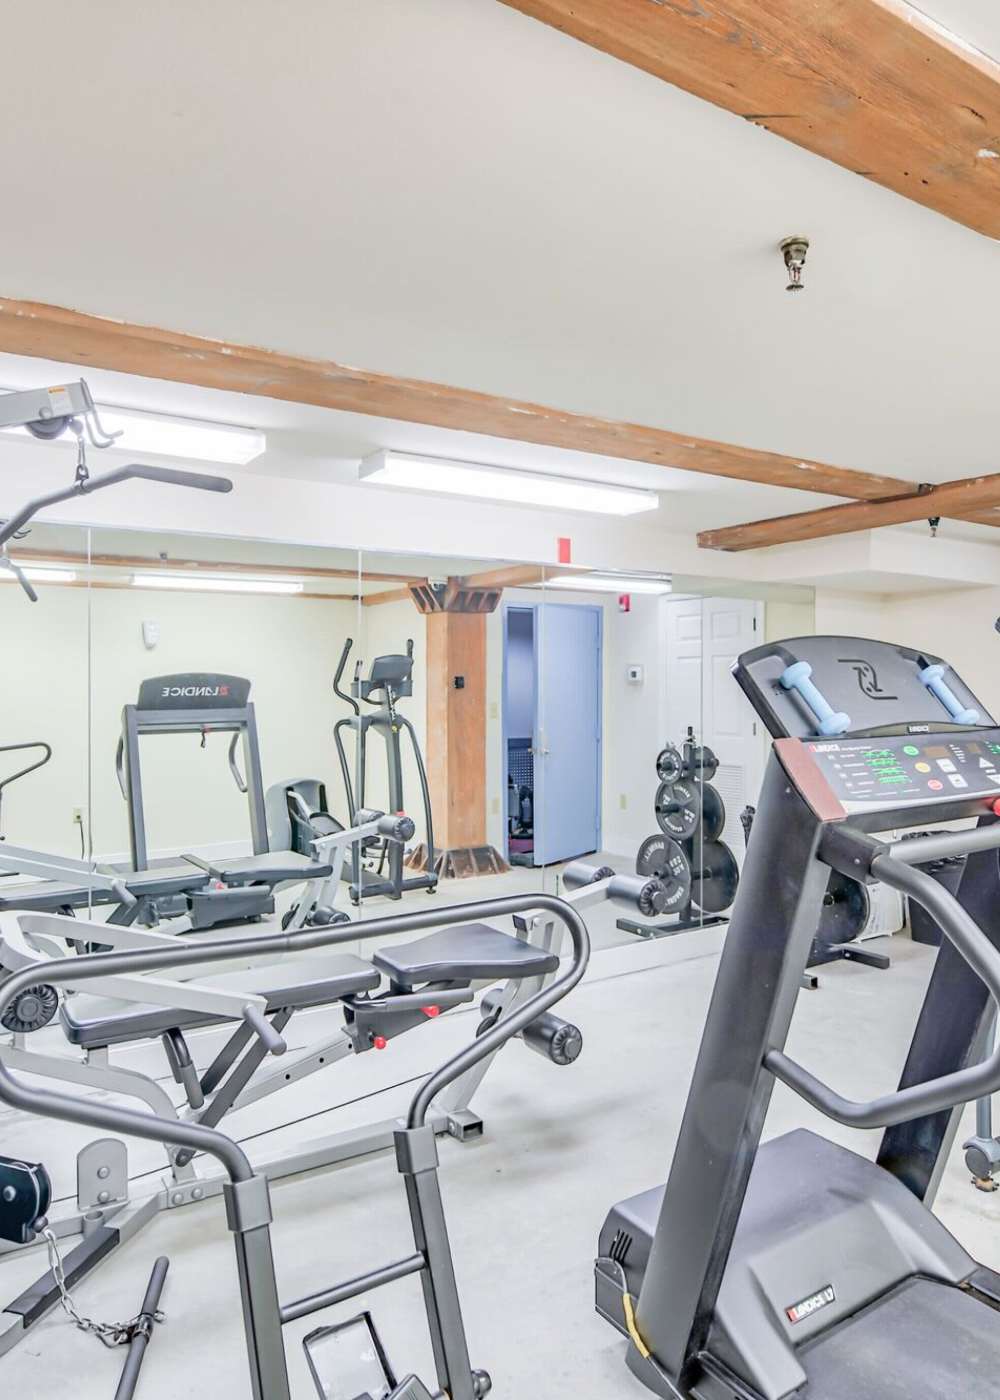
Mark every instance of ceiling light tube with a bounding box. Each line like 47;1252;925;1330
359;451;658;516
0;565;78;584
545;572;672;594
0;395;265;465
132;573;303;595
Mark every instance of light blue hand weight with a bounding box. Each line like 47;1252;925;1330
780;660;851;736
919;664;979;725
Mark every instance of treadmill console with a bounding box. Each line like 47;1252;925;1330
805;731;1000;814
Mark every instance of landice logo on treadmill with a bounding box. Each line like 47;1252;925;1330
785;1285;836;1325
839;659;897;701
161;684;230;699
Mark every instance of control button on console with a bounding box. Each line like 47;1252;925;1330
915;762;931;773
903;745;920;756
928;779;944;791
947;774;968;789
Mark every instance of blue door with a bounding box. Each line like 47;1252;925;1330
533;602;602;865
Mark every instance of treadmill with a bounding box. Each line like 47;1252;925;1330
597;636;1000;1399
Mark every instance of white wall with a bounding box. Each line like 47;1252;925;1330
5;582;355;859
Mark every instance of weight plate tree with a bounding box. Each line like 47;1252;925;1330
619;735;739;939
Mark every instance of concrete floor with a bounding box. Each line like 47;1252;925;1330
0;870;996;1399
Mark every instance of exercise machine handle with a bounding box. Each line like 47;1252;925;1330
333;637;359;714
241;1004;287;1057
227;733;248;793
766;828;1000;1128
0;464;233;551
406;894;590;1129
115;736;127;799
0;894;589;1189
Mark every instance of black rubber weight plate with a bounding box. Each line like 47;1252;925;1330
655;780;700;840
700;784;727;842
688;745;719;783
816;872;870;948
691;839;739;913
656;745;684;784
635;834;692;911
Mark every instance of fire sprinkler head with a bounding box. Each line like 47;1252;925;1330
780;236;810;292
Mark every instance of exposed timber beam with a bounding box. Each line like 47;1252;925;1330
500;0;1000;238
699;474;1000;551
0;296;922;500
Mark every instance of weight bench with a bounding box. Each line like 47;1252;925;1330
0;861;655;1360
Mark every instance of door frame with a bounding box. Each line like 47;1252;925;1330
502;599;603;866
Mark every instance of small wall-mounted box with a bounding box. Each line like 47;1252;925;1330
626;664;644;685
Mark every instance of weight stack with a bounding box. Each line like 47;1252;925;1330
624;738;740;938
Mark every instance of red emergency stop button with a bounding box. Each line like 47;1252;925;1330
992;799;1000;817
373;1035;388;1050
422;1005;441;1018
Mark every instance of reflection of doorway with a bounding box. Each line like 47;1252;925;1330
664;596;762;863
502;602;602;866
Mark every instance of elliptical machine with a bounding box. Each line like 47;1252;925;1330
331;637;437;901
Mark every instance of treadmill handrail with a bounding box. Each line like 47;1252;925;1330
766;851;1000;1127
0;893;589;1190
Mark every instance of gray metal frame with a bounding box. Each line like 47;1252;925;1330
624;746;1000;1398
0;893;590;1400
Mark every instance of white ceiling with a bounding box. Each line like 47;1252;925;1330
2;1;1000;545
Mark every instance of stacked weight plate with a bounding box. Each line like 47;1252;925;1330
620;737;740;937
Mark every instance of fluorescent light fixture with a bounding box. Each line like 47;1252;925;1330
359;451;658;516
132;573;303;595
1;395;265;466
546;572;672;595
0;565;78;584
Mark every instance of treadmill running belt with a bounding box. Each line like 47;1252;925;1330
800;1276;1000;1398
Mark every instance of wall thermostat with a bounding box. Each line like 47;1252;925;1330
142;620;160;651
626;664;644;685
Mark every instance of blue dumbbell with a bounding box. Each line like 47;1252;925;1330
918;664;979;725
780;661;851;737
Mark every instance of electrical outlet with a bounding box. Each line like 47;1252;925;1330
488;701;499;721
491;796;500;815
72;806;84;824
619;793;628;810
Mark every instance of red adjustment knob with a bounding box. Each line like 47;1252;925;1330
422;1005;441;1018
373;1035;388;1050
992;800;1000;817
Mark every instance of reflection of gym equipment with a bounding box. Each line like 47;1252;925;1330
0;742;51;842
597;636;1000;1400
618;734;739;939
115;674;330;928
506;738;535;866
741;802;886;982
332;637;438;900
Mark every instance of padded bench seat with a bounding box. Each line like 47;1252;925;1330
372;923;559;988
0;865;214;912
59;954;380;1049
186;851;333;884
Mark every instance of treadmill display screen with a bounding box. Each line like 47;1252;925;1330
804;730;1000;814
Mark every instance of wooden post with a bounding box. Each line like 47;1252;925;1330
408;611;509;880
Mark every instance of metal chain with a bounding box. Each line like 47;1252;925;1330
42;1228;164;1348
72;420;90;485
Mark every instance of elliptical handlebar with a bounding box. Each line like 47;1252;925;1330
765;823;1000;1128
332;637;360;714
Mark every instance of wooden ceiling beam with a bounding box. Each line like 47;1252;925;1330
500;0;1000;238
699;474;1000;551
0;295;920;500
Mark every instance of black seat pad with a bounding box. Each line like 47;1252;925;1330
372;923;558;988
0;865;213;912
187;852;333;884
59;955;379;1049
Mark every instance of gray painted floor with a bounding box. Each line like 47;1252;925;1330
0;873;996;1399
